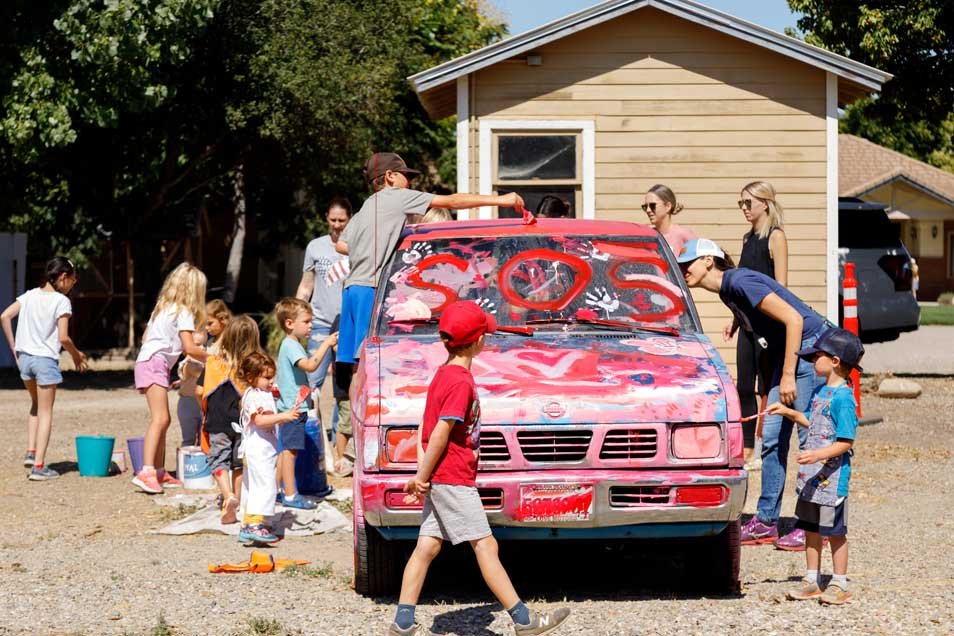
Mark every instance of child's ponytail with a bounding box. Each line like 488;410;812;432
46;256;76;287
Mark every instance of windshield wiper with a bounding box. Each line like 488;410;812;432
525;317;679;336
387;317;534;336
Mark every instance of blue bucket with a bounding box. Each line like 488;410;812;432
295;418;334;498
75;435;116;477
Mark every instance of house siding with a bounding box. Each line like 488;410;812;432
467;7;829;367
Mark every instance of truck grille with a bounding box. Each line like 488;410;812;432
517;430;592;462
479;431;511;463
478;488;504;509
599;429;658;460
609;486;671;507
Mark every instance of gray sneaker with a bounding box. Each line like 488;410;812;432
386;623;431;636
23;452;35;467
29;466;60;481
514;608;571;635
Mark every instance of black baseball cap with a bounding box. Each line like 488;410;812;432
363;152;421;183
796;327;865;372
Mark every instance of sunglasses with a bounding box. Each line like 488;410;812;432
641;202;657;212
737;199;753;209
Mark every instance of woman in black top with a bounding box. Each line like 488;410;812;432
730;181;788;469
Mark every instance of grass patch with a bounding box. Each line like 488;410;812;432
920;304;954;325
329;497;352;514
281;562;334;579
152;504;203;523
151;612;174;636
238;618;302;636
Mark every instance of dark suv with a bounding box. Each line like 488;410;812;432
839;198;920;343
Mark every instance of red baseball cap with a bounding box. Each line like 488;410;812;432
438;301;497;347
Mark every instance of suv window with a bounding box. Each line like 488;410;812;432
376;234;696;335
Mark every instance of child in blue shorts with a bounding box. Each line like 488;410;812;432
273;298;337;510
766;327;863;605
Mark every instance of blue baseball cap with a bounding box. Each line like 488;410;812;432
676;238;725;264
796;327;865;372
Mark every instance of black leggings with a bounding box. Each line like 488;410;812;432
736;330;773;448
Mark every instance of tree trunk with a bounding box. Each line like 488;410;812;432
222;163;246;304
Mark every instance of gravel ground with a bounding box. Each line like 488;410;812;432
1;371;952;636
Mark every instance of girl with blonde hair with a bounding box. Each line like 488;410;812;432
730;181;790;478
133;263;208;494
642;184;697;254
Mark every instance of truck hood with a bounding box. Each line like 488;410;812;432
356;332;739;426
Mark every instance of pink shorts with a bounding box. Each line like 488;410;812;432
134;355;171;392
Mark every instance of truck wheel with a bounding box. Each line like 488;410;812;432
353;508;400;597
684;519;741;594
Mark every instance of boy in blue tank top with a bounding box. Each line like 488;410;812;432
765;327;864;605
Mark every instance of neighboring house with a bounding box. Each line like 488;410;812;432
408;0;890;366
840;133;954;301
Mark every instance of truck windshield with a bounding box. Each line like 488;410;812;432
375;233;696;335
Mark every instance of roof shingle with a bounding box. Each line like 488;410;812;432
840;134;954;205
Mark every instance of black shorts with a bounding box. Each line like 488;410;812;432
794;498;848;537
279;412;307;451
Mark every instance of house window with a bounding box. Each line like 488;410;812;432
492;132;582;218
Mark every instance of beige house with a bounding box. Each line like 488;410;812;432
840;133;954;301
409;0;889;365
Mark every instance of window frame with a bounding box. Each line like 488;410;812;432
478;119;595;220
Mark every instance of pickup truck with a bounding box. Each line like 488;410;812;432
350;218;746;595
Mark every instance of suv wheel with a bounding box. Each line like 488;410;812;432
684;519;741;594
353;507;400;596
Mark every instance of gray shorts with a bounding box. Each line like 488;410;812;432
419;483;492;545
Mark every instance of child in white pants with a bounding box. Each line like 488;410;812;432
238;351;302;544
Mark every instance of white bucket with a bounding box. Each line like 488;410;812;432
177;445;215;490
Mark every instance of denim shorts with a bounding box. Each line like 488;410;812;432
18;352;63;385
279;412;307;451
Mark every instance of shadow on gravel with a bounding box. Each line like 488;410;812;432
383;538;744;607
48;461;79;476
430;604;499;635
0;369;133;390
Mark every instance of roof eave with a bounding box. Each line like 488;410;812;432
408;0;891;97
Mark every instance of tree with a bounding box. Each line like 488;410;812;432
787;1;954;171
0;0;506;267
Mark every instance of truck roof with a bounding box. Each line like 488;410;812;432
402;218;660;243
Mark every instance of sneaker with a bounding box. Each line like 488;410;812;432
157;470;183;488
281;493;317;510
819;583;852;605
740;517;778;545
132;470;163;494
514;608;571;635
386;623;431;636
221;496;240;524
238;524;279;544
275;491;284;505
28;466;60;481
786;578;823;601
23;452;36;467
774;528;806;551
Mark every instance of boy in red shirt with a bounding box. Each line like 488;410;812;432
388;301;570;636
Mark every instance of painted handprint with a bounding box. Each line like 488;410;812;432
402;242;434;265
584;286;620;313
475;298;497;314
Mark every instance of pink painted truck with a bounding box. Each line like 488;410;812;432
351;218;746;595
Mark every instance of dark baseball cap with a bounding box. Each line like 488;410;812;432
438;301;497;347
796;327;865;372
363;152;421;183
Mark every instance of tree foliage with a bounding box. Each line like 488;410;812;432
788;1;954;171
0;0;505;263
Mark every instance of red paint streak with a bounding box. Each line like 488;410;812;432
398;219;658;249
607;262;685;322
516;485;594;522
593;241;664;265
386;429;418;463
497;249;593;311
406;253;469;314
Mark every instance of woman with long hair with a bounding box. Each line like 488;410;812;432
732;181;789;473
641;184;696;254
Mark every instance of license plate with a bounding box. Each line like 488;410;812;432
517;484;594;522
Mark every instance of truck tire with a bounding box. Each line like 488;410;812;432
684;519;741;594
353;508;400;597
